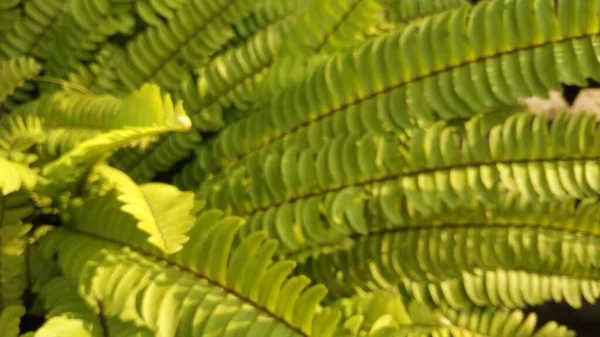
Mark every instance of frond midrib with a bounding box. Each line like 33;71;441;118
241;155;600;217
285;220;600;258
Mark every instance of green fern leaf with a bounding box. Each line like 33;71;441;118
116;0;255;91
233;0;307;40
0;0;69;60
0;0;22;34
334;291;577;337
90;164;195;254
282;0;384;55
0;158;36;195
399;268;600;312
0;189;34;308
379;0;469;25
39;84;191;199
0;114;44;155
0;305;25;337
66;44;127;96
0;57;41;107
43;1;136;79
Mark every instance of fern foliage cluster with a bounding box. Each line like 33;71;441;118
0;0;599;336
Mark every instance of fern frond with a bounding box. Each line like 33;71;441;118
233;0;307;40
34;91;122;130
437;306;576;337
0;57;41;108
187;23;285;118
333;291;577;337
0;189;34;307
0;158;36;195
0;0;69;60
0;114;44;154
85;164;195;254
33;128;102;165
115;0;255;91
40;122;190;199
333;291;446;335
282;0;384;55
0;305;25;337
255;53;330;105
400;268;600;311
0;0;22;35
299;219;600;300
379;0;469;25
8;85;190;166
43;1;136;79
37;211;341;337
39;84;191;199
66;44;127;96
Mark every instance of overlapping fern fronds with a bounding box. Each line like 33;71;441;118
2;0;600;336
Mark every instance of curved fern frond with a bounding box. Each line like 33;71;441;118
0;305;25;337
333;291;447;334
0;0;22;35
33;91;122;130
33;128;101;165
39;84;191;199
233;0;307;40
0;189;34;307
0;0;69;60
0;57;41;107
86;164;195;254
298;215;600;300
188;23;284;116
40;121;190;199
7;84;190;165
43;0;136;79
188;0;600;181
66;44;127;96
0;158;36;195
282;0;384;55
400;268;600;312
333;291;576;337
37;211;341;337
437;306;576;337
380;0;469;25
0;114;44;154
115;0;255;92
